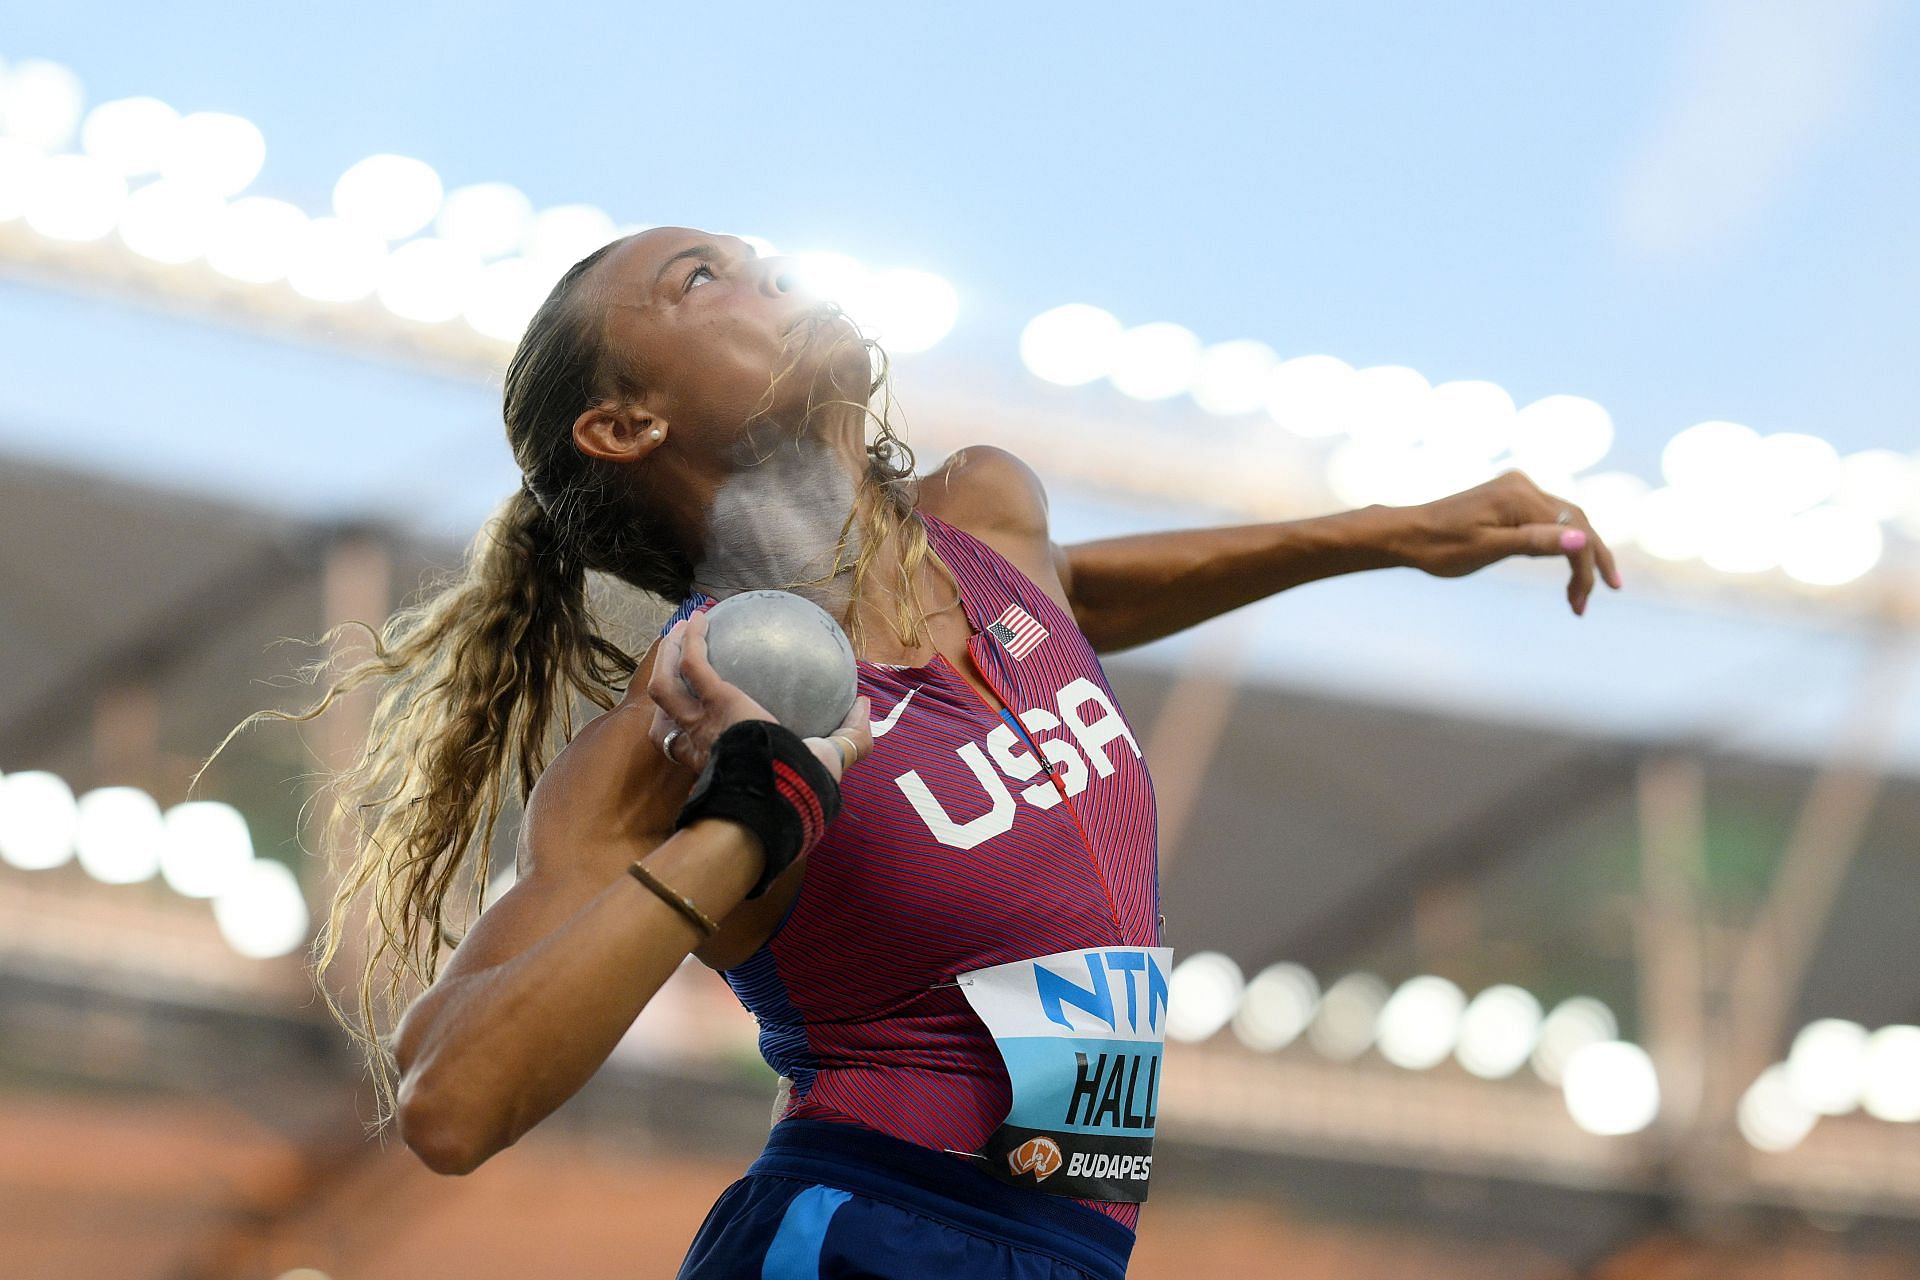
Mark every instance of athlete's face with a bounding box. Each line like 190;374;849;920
585;227;866;463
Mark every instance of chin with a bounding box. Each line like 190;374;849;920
774;315;877;414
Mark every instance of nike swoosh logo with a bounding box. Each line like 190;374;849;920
870;688;918;738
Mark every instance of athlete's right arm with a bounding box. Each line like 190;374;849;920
388;641;764;1175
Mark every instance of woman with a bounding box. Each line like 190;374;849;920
250;225;1619;1279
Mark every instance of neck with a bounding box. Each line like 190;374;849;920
692;428;872;617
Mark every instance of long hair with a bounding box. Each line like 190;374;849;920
196;237;933;1134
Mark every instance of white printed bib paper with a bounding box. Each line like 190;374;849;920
958;945;1174;1203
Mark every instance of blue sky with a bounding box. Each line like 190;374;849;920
5;1;1918;768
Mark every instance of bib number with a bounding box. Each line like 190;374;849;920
958;945;1173;1203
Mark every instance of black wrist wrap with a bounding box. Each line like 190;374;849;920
673;720;843;899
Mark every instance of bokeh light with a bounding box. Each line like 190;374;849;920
161;112;264;198
1166;951;1244;1043
1231;962;1319;1052
1532;996;1617;1085
1509;395;1614;476
435;181;534;260
1740;1063;1818;1152
206;196;309;284
158;800;255;899
1561;1040;1659;1136
1862;1025;1920;1123
1455;984;1544;1079
23;153;126;242
118;178;224;264
81;96;179;176
1189;339;1278;416
0;770;79;871
1264;354;1356;438
1019;304;1120;387
1;57;86;151
73;785;164;885
333;153;443;241
1786;1018;1870;1116
1375;975;1468;1070
1309;972;1389;1062
1109;322;1202;401
377;237;483;324
212;858;311;959
287;216;388;303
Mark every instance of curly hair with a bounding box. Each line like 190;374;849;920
195;236;934;1134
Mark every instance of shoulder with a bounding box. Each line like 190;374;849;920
917;445;1051;544
916;445;1071;614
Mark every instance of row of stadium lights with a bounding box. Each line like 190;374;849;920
1019;306;1901;589
12;752;1907;1151
0;768;309;960
0;57;960;352
1164;953;1920;1148
0;54;1902;590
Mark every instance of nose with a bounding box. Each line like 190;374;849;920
763;256;798;296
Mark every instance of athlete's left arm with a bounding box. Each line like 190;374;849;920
930;448;1623;655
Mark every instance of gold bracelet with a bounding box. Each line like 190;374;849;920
626;859;719;938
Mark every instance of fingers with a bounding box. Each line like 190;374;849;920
802;697;873;783
1568;537;1596;615
647;619;704;724
646;704;697;771
1595;534;1623;591
674;611;723;699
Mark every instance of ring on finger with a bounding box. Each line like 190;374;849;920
1554;508;1574;525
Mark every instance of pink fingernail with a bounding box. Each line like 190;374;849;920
1560;529;1587;551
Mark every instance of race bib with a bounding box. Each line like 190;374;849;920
958;945;1174;1202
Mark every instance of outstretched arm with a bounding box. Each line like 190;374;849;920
922;448;1623;656
1061;469;1624;653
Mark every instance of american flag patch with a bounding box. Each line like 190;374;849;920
986;603;1048;660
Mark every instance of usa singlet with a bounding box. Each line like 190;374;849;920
667;511;1163;1280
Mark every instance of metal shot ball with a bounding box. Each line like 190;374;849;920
689;590;857;739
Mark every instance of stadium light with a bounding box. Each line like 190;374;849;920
0;769;79;871
212;857;310;959
1863;1025;1920;1123
1189;339;1279;416
80;96;178;176
119;178;224;264
158;799;254;898
1532;996;1618;1085
207;196;307;283
0;57;86;151
1561;1040;1660;1136
1455;983;1544;1080
333;153;443;241
1265;354;1357;438
73;785;164;885
1020;303;1123;387
435;180;533;260
1231;961;1319;1052
1308;971;1389;1062
1166;950;1244;1043
1;761;309;959
1109;321;1202;401
163;112;264;198
1375;974;1468;1070
1740;1063;1818;1152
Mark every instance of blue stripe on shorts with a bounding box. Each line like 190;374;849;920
676;1120;1132;1280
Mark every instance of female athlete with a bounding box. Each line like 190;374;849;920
263;225;1620;1279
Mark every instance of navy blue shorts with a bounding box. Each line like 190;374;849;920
675;1119;1135;1280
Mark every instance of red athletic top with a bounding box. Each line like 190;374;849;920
666;511;1161;1229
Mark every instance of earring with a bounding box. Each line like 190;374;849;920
648;428;663;440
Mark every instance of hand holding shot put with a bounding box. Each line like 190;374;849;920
647;606;874;781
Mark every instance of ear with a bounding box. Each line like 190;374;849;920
572;402;670;465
